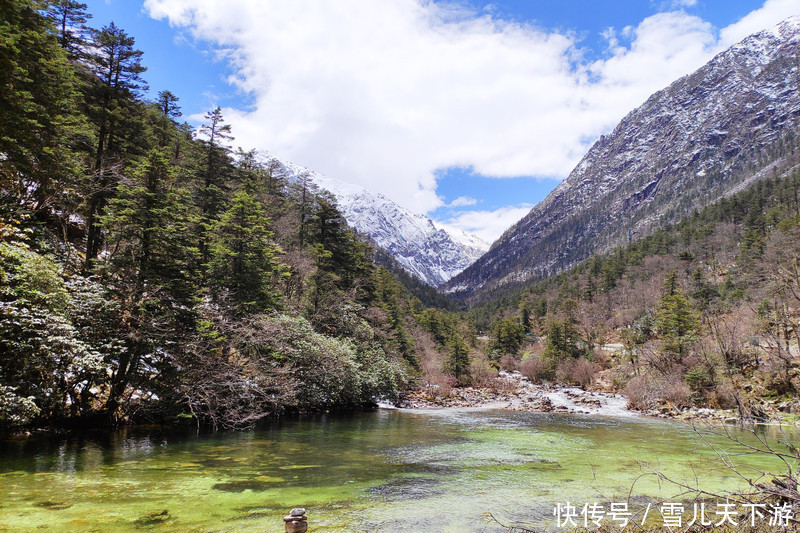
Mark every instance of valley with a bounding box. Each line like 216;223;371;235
2;2;800;531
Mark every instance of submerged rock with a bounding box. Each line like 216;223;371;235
368;476;444;501
34;500;72;510
135;509;171;526
212;479;272;492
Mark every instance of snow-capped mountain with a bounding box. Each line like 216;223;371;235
268;157;489;287
445;16;800;297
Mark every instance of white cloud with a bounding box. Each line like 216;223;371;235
719;0;800;47
437;205;533;244
144;0;799;240
447;196;478;207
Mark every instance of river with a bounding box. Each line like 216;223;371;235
0;408;792;532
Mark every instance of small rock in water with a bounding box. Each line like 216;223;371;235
136;509;171;525
284;508;308;533
34;500;72;511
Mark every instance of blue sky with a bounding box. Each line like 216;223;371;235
83;0;798;242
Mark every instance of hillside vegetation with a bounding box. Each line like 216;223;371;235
3;1;799;433
446;18;800;299
470;163;800;419
0;0;474;432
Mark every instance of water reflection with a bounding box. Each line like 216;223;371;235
0;410;796;532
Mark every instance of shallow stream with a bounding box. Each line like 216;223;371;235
0;408;793;531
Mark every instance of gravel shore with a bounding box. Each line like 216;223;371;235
400;370;740;423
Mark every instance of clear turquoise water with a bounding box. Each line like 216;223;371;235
0;408;792;532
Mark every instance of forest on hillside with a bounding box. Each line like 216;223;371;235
470;163;800;419
0;0;485;433
3;0;800;437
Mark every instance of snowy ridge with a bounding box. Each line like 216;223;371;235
446;16;800;296
272;157;489;287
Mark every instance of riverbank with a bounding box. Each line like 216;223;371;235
401;370;740;423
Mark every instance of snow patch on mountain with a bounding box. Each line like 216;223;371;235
445;16;800;296
274;158;489;287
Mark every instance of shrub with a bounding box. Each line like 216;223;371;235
489;374;518;395
623;375;653;410
470;353;497;388
554;358;597;388
183;313;406;429
425;373;455;399
499;353;519;372
519;355;549;383
555;359;574;383
684;365;713;391
0;242;115;427
708;382;738;409
570;359;598;389
622;373;692;410
661;379;692;408
0;385;40;429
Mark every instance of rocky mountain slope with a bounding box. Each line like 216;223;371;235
269;157;489;287
445;16;800;297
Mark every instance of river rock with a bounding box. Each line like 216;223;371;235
285;509;308;533
284;520;308;533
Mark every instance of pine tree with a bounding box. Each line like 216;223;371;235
446;335;470;384
83;22;147;270
655;272;699;361
208;191;287;314
197;107;232;265
0;0;85;216
104;149;199;304
492;317;524;356
44;0;92;58
100;149;200;420
374;268;416;368
154;89;181;147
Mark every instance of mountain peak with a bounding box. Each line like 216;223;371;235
445;17;800;297
268;155;489;287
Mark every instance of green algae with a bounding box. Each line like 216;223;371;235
0;410;795;532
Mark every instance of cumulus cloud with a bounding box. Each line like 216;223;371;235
144;0;799;237
719;0;800;47
438;205;534;244
447;196;478;208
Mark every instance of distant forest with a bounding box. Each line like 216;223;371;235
3;1;799;435
470;164;800;419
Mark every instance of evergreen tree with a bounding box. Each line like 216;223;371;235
446;335;470;384
542;298;586;361
0;0;86;216
104;149;199;305
655;272;699;361
542;317;585;362
44;0;92;58
492;317;524;356
197;107;232;265
520;303;531;333
374;267;416;368
208;191;287;314
295;172;317;246
156;89;181;119
154;89;181;146
310;193;371;289
84;22;147;270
